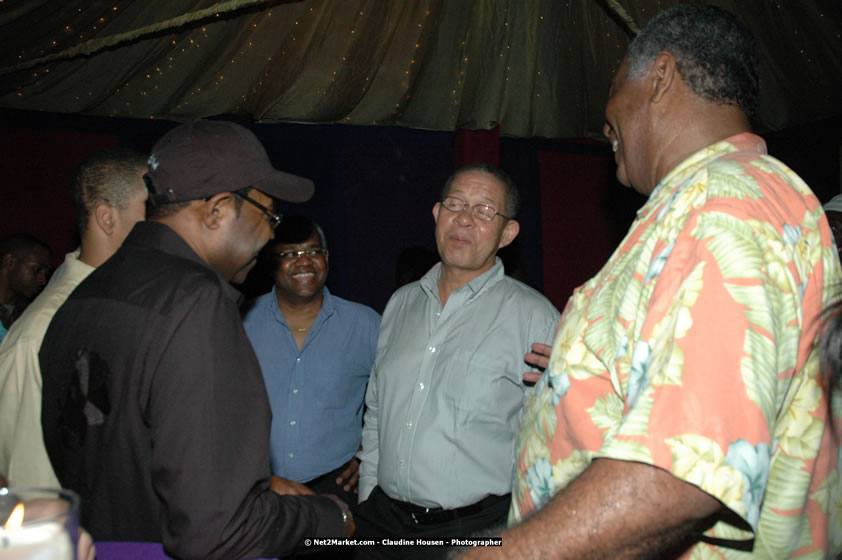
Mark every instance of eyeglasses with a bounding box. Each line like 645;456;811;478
235;190;282;230
275;249;327;260
440;196;508;221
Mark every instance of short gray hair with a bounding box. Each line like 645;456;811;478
626;4;759;117
442;163;520;219
71;148;147;232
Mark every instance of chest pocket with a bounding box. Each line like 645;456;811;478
315;358;371;411
441;348;523;415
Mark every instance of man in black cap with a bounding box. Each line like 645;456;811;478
39;120;352;560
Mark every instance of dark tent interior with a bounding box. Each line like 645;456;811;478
2;0;840;311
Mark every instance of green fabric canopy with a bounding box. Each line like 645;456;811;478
1;0;840;139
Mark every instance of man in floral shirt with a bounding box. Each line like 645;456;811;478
460;5;841;559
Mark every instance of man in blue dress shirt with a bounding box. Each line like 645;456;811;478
244;216;381;505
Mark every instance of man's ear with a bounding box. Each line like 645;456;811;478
93;204;116;236
498;219;520;249
200;192;234;230
432;201;441;223
650;52;677;104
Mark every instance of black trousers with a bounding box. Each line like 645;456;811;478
351;486;510;560
306;460;359;507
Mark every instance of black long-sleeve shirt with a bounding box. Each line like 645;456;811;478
40;221;343;559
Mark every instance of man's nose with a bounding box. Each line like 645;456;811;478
454;207;476;226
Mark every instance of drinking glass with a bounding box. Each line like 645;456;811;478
0;487;79;559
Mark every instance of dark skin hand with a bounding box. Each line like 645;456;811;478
270;476;356;537
270;475;314;496
269;456;359;496
335;457;360;493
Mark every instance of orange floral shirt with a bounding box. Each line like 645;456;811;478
512;133;842;558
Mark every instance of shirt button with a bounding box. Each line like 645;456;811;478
418;382;424;391
296;358;301;363
288;453;294;458
429;346;436;353
292;389;299;394
406;422;413;429
290;420;296;426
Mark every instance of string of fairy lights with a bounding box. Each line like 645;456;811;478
2;1;631;127
1;1;835;134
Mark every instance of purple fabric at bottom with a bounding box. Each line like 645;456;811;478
95;541;273;560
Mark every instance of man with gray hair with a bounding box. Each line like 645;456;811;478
462;5;840;559
0;148;147;489
356;162;559;559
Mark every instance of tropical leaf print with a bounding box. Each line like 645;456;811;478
520;406;556;471
725;439;772;529
697;214;764;280
512;136;841;556
587;393;624;432
597;438;652;464
811;471;842;553
754;457;813;558
627;340;651;408
739;330;778;427
764;452;811;511
774;378;823;459
708;159;764;200
551;449;592;490
666;434;746;510
526;457;555;510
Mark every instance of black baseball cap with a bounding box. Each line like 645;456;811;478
144;120;314;204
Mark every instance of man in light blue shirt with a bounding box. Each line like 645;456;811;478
243;216;380;505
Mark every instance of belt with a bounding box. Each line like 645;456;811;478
388;492;510;526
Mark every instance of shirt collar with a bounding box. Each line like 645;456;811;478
419;257;505;303
269;286;332;326
127;221;244;304
647;132;766;204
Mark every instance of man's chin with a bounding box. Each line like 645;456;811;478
231;261;257;285
615;167;631;188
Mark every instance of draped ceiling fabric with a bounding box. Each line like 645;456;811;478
0;0;840;139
